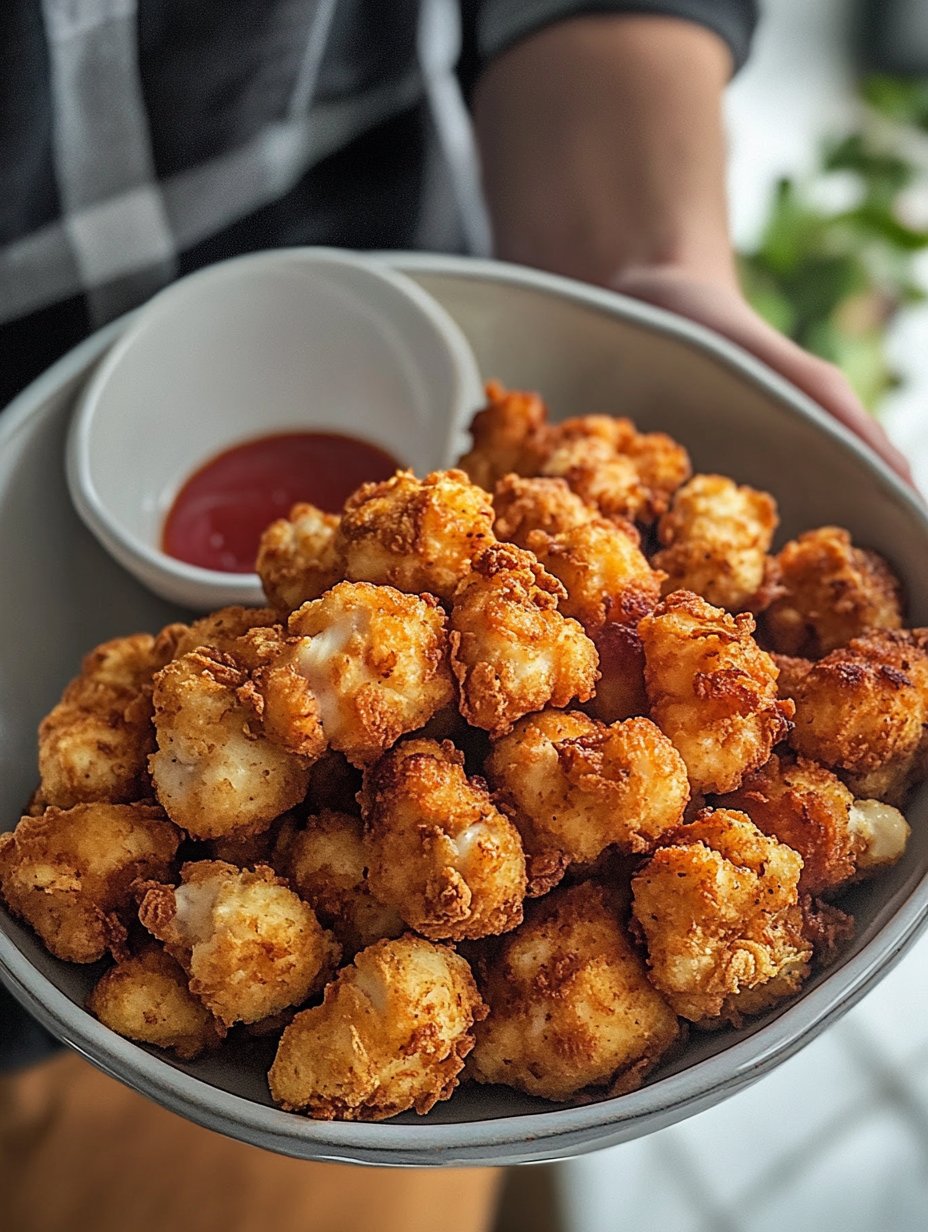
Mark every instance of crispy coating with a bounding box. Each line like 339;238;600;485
334;469;495;603
37;633;176;809
654;474;778;612
640;590;793;795
449;542;599;735
717;754;862;896
149;648;312;840
274;809;404;955
256;503;342;613
234;627;328;762
584;616;650;722
787;630;928;803
470;882;681;1101
772;653;814;699
541;415;691;524
287;581;454;766
524;517;663;630
138;860;339;1026
492;474;596;544
166;607;280;660
631;809;811;1024
0;803;180;963
88;943;225;1059
763;527;904;656
458;381;551;490
487;711;689;867
268;935;486;1120
361;739;527;941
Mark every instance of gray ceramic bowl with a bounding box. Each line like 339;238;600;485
2;255;927;1168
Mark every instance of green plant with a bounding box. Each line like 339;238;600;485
739;75;928;410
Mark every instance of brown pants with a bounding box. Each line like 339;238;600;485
0;1052;503;1232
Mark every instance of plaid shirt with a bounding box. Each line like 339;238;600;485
0;0;756;409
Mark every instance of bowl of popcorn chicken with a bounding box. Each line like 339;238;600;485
1;255;927;1167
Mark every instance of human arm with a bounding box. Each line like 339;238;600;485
471;13;911;480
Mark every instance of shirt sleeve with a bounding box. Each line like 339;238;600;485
472;0;759;75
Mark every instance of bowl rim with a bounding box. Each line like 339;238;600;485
4;250;928;1166
65;247;484;605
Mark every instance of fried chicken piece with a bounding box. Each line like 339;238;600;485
286;581;454;766
653;474;778;612
138;861;339;1027
361;739;526;941
37;633;175;809
273;808;404;956
524;517;663;630
149;648;312;840
631;808;811;1024
206;810;292;869
763;527;904;656
449;542;599;736
541;415;691;523
470;882;681;1101
640;590;793;795
166;606;280;660
256;503;342;613
0;803;180;963
487;711;689;869
492;474;596;544
717;753;909;896
583;615;650;722
268;935;486;1120
458;381;551;490
334;468;495;603
787;630;928;804
88;943;225;1059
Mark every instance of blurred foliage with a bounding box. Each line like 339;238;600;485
739;74;928;410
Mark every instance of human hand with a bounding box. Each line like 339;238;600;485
611;265;913;485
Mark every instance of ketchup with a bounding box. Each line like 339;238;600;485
163;431;400;573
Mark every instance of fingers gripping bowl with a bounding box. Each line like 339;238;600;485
2;256;928;1167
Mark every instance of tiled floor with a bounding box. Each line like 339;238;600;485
558;2;928;1227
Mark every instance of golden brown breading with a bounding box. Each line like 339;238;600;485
469;882;681;1101
233;627;328;762
138;861;340;1027
631;808;811;1024
717;754;862;896
268;935;486;1120
654;474;778;612
256;503;342;613
361;739;526;941
524;517;663;630
772;653;814;699
273;808;404;955
149;648;312;840
449;542;599;735
37;633;175;809
458;381;551;490
286;581;454;766
640;590;793;795
88;943;225;1059
540;415;691;524
334;469;495;603
787;629;928;804
492;474;596;545
0;803;180;963
487;711;689;867
763;527;904;656
165;607;280;660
